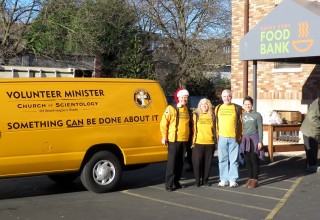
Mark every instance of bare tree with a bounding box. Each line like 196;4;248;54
129;0;231;88
0;0;44;64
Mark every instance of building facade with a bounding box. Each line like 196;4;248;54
231;0;320;116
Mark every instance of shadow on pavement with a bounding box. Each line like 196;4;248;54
257;155;313;186
0;154;313;199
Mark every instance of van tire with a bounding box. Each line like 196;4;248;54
80;151;121;193
48;173;78;184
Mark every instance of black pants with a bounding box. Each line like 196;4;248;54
303;135;319;166
243;142;259;180
192;144;214;184
186;143;193;168
165;141;187;188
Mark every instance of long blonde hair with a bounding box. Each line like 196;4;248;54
196;98;213;116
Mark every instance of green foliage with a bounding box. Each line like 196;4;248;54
25;0;148;77
23;0;231;84
159;72;180;96
115;34;155;79
217;77;231;87
25;0;137;59
186;76;216;101
70;0;137;56
25;0;78;54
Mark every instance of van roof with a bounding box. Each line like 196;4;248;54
0;78;157;83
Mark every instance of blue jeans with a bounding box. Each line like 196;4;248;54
217;136;239;182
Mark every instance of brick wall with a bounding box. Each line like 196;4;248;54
231;0;320;114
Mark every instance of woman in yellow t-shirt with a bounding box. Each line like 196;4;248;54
192;98;216;187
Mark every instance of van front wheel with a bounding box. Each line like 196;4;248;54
80;151;122;193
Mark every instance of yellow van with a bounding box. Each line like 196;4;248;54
0;78;168;193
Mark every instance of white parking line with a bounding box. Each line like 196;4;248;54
213;187;281;201
150;186;272;212
122;190;247;220
122;164;303;220
261;185;290;191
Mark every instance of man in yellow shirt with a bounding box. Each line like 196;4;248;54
160;89;192;191
214;89;243;188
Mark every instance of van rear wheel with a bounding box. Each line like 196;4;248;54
80;151;121;193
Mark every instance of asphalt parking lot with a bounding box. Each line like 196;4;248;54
119;152;319;220
0;152;319;220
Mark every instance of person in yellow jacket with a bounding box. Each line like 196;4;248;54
160;89;192;192
191;98;216;187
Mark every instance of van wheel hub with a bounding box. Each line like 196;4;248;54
93;160;115;185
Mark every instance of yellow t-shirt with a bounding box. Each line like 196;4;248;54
176;107;190;141
217;104;237;138
195;114;215;144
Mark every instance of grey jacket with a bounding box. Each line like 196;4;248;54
300;98;320;138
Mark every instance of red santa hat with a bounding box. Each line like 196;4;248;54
173;88;184;103
177;89;189;97
174;88;189;103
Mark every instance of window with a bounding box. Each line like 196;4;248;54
272;62;302;73
223;45;231;54
274;62;301;69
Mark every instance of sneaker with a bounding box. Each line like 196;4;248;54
218;181;228;187
229;181;239;188
192;183;200;187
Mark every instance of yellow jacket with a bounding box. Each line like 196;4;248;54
160;104;191;142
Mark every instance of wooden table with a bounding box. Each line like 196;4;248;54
263;124;304;162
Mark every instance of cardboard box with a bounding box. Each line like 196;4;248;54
275;110;302;124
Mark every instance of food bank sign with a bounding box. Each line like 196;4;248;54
240;0;320;61
260;22;313;55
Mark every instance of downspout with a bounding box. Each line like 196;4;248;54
243;0;249;97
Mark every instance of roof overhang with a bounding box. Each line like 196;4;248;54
240;0;320;63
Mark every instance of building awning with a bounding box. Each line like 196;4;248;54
240;0;320;63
